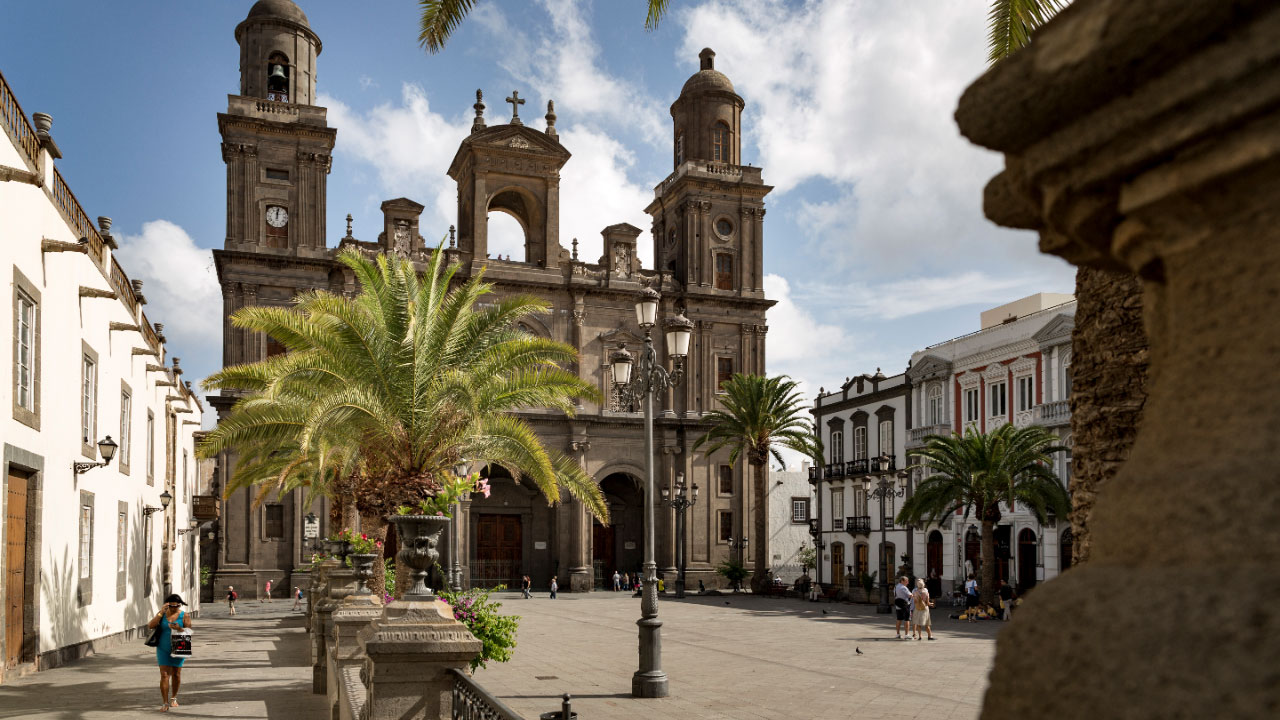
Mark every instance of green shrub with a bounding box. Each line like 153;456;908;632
715;559;751;586
438;585;519;671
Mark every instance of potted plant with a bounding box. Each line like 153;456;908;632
334;529;383;594
715;559;751;593
389;472;491;597
853;570;877;604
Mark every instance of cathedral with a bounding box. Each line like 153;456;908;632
209;0;775;594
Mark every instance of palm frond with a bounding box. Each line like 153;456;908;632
419;0;479;54
986;0;1067;65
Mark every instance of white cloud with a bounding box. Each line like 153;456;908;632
113;220;221;387
793;270;1075;321
322;83;654;267
678;0;1049;276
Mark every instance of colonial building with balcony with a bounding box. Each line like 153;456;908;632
905;293;1075;596
808;370;910;591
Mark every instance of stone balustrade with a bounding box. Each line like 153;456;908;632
313;566;358;694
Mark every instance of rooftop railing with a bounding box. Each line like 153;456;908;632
0;70;41;166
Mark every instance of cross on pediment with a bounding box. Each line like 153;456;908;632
506;91;526;126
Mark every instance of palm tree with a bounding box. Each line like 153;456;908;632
200;245;609;591
418;0;669;54
987;0;1068;64
693;374;820;594
897;423;1069;606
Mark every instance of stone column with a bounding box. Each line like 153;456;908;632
358;598;482;720
954;1;1280;716
306;557;338;635
568;440;592;592
329;593;383;716
313;568;357;694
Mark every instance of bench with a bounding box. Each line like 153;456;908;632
762;584;788;598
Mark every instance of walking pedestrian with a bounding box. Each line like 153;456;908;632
612;570;621;591
549;576;558;599
964;573;980;622
521;575;532;599
264;578;272;602
149;593;191;712
226;586;237;616
999;581;1015;621
292;586;303;610
893;576;913;639
911;578;935;640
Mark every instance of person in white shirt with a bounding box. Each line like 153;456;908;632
911;579;935;640
893;576;914;639
612;570;621;592
964;573;980;622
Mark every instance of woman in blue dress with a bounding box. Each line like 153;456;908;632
148;593;191;711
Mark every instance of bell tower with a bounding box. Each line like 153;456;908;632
219;0;335;257
645;49;769;298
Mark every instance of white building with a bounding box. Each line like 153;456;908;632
1;71;204;680
904;293;1075;596
809;370;910;592
765;466;814;584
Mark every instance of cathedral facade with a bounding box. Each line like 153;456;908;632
209;0;774;594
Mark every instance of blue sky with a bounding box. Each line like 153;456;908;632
1;0;1074;424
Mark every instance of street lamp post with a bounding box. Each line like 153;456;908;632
452;459;472;591
661;473;698;599
864;454;906;614
609;287;692;699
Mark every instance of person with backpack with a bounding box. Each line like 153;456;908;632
911;578;935;640
292;586;303;610
226;586;238;616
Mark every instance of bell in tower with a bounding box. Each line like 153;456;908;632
235;0;321;105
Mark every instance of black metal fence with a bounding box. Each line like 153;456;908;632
451;668;526;720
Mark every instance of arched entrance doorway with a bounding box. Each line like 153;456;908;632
1060;528;1074;573
926;530;944;597
593;473;643;589
830;542;846;586
468;465;543;589
1018;528;1038;592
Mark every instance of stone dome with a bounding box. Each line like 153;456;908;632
680;48;736;96
246;0;310;27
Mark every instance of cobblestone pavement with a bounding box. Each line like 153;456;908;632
0;600;324;719
474;592;1000;720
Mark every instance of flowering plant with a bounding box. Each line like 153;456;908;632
438;585;519;670
396;472;491;518
333;528;382;555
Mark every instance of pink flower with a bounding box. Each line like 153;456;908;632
436;511;444;516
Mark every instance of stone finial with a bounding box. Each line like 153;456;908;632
97;216;112;233
571;237;578;261
32;112;52;135
545;100;557;137
131;279;143;291
505;90;526;125
184;380;192;390
448;225;456;248
699;48;716;71
345;213;354;239
171;357;182;375
154;324;166;343
472;89;486;133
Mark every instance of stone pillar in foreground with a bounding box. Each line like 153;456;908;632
358;597;481;720
313;567;357;694
307;557;339;634
954;0;1280;716
329;592;382;718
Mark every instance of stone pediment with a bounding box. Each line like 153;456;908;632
598;325;645;347
602;222;642;237
1032;313;1075;347
907;354;952;382
381;197;424;212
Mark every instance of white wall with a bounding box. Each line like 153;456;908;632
766;469;812;583
1;121;204;666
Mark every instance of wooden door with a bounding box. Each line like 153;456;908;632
473;514;522;588
830;543;845;586
1018;528;1038;592
592;523;615;576
927;531;944;578
5;471;28;667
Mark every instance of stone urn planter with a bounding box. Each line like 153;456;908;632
324;537;352;565
387;514;450;597
348;553;379;594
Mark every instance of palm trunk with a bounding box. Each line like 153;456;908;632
980;519;997;608
750;460;769;594
339;493;359;533
359;511;388;598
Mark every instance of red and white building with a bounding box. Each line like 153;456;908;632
905;293;1075;596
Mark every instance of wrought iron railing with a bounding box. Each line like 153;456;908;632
870;456;897;473
450;668;528;719
846;516;871;534
847;458;869;476
808;466;819;481
825;462;844;478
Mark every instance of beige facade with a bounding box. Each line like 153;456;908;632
210;1;774;594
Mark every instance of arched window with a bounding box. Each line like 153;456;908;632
1018;528;1038;591
928;384;944;425
926;530;944;580
830;430;844;465
711;122;730;163
266;53;290;103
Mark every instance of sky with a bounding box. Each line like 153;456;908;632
1;0;1075;438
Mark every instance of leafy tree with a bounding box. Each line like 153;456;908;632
200;246;609;593
797;543;817;574
694;374;820;594
897;424;1069;606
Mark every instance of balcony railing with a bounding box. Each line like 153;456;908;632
1035;399;1071;426
808;466;819;482
846;458;869;476
192;495;220;521
908;423;951;445
870;456;897;473
450;668;528;719
0;69;42;167
832;517;844;531
846;516;871;534
825;462;845;478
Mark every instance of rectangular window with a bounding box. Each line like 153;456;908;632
117;510;127;573
1017;376;1034;412
78;491;94;605
830;430;844;464
853;426;867;460
878;420;893;456
990;381;1008;417
928;387;943;426
718;465;733;495
716;357;734;391
718;511;733;542
714;254;734;290
146;410;156;484
81;353;97;446
964;388;979;422
265;168;289;181
16;290;35;410
119;388;132;474
791;498;809;523
831;489;844;517
265;504;285;539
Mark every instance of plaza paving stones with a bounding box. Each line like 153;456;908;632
474;592;999;720
0;600;326;719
